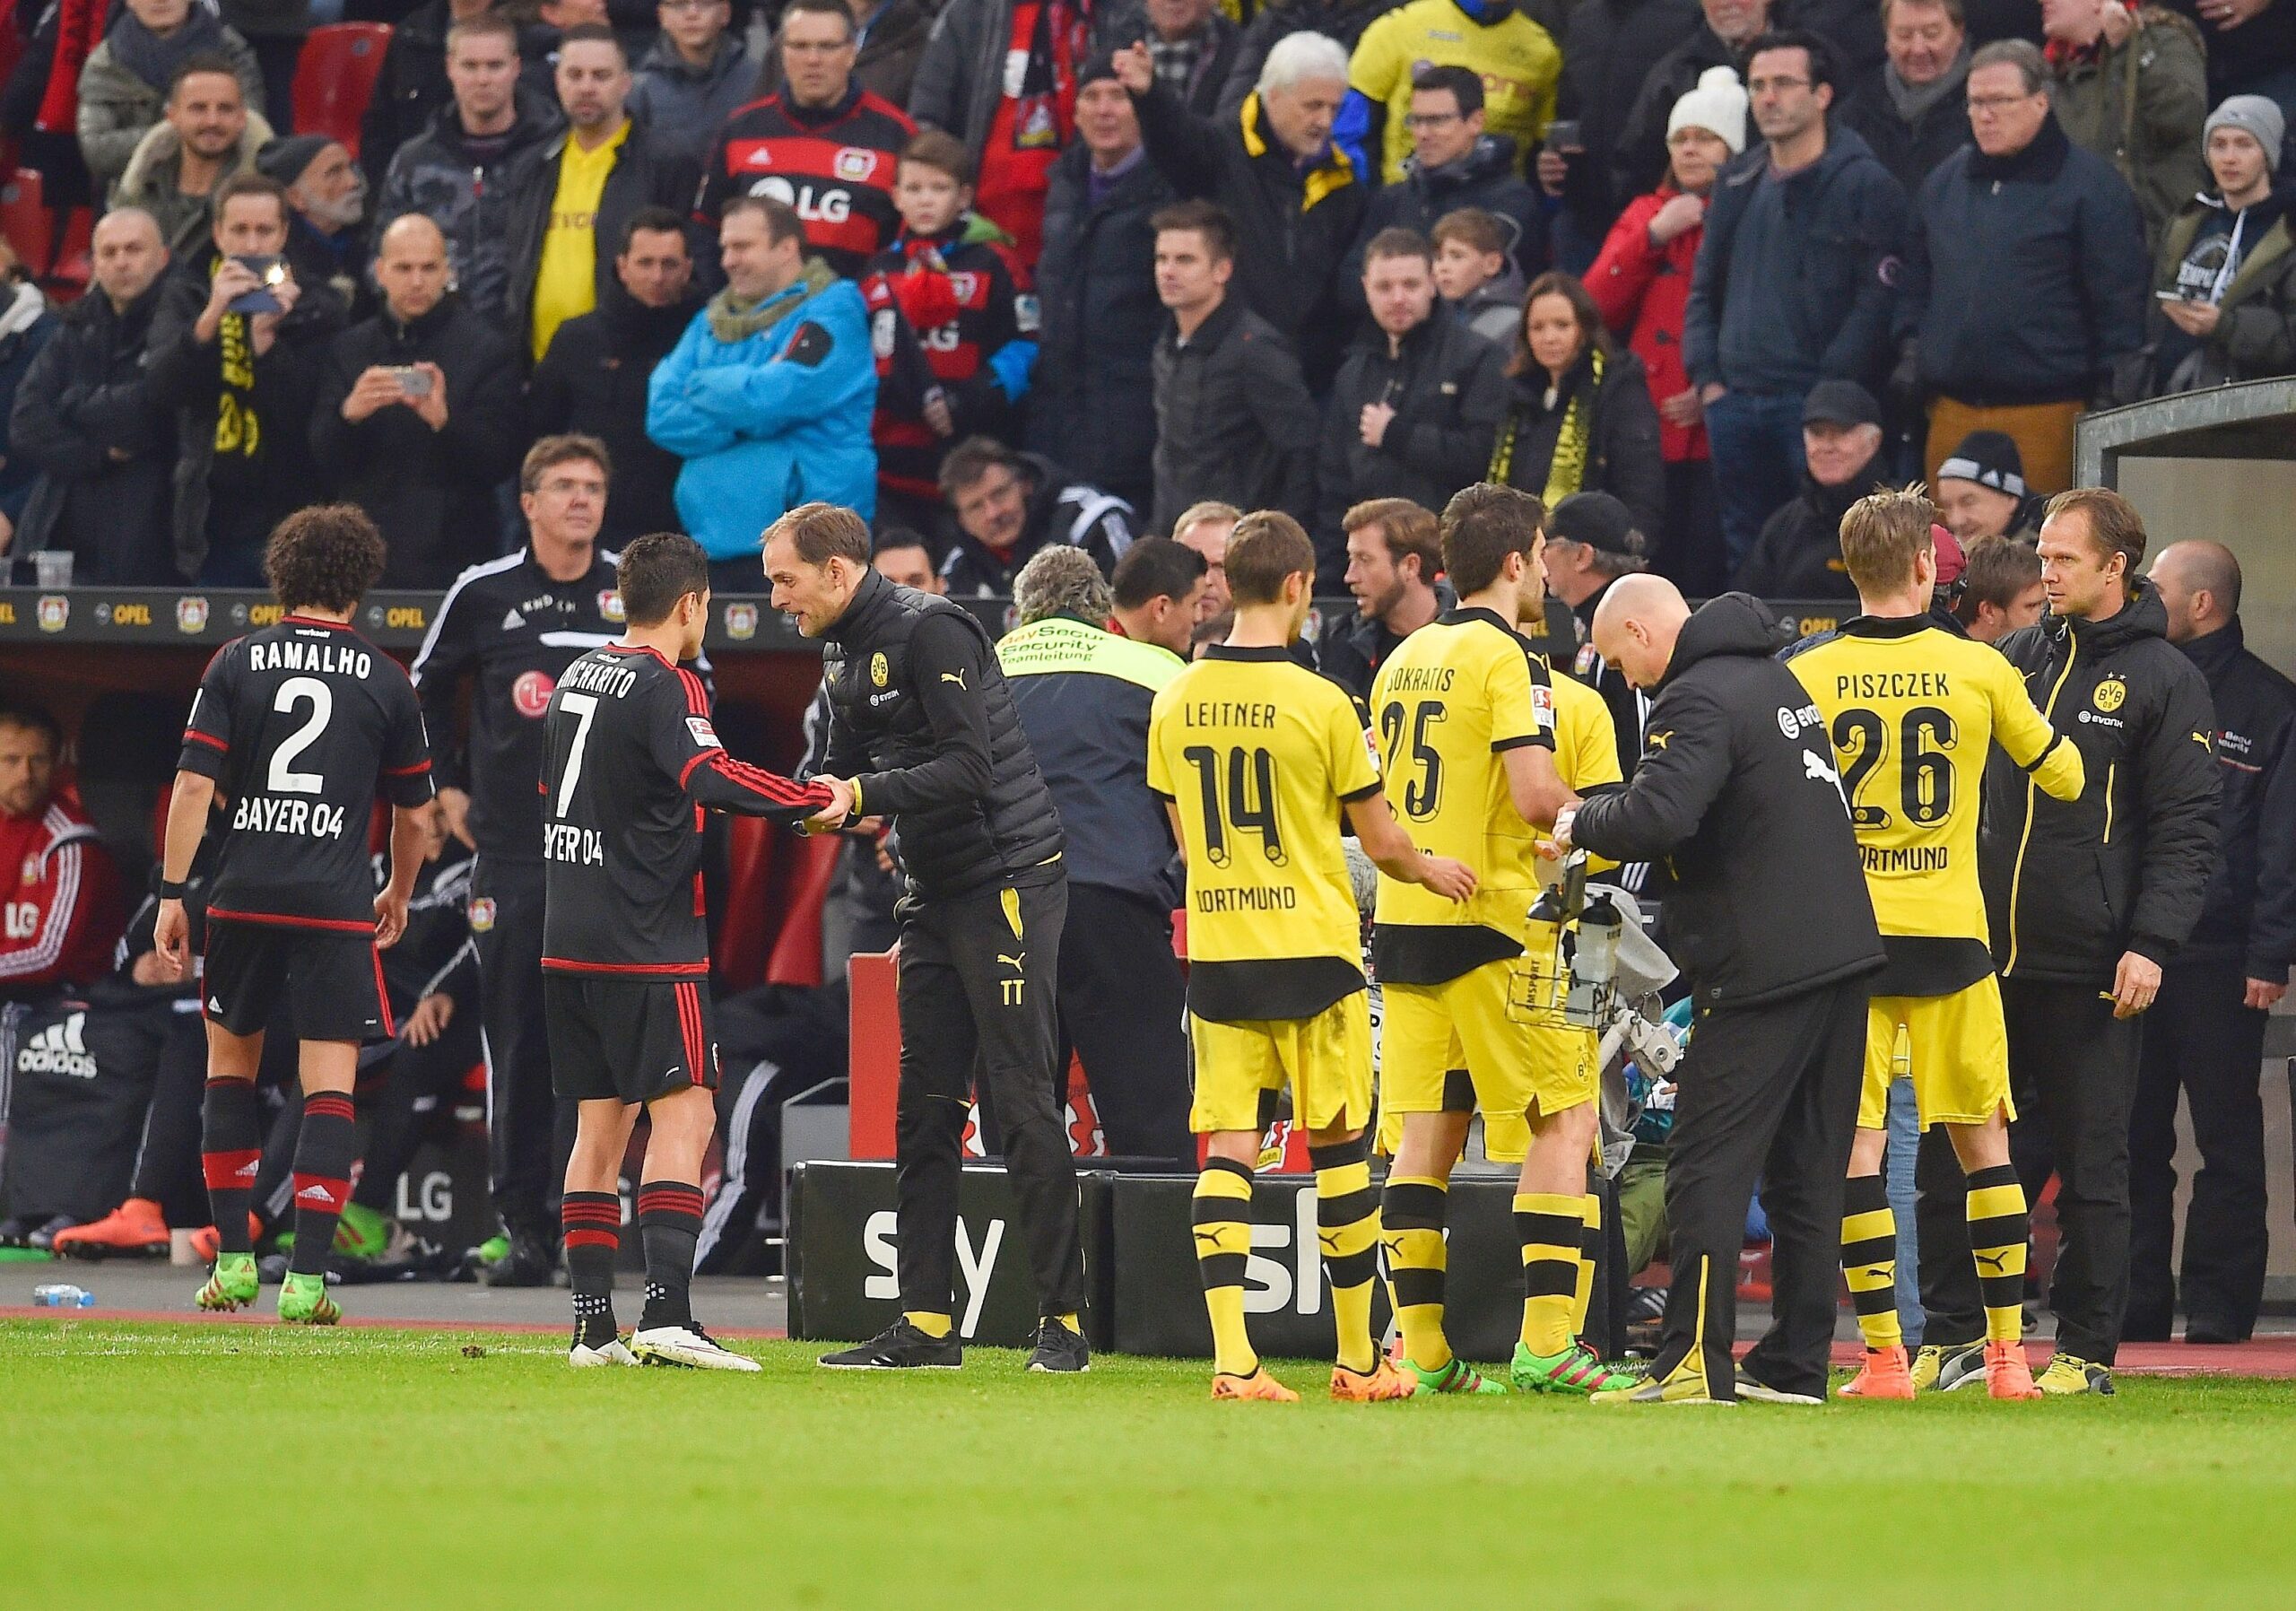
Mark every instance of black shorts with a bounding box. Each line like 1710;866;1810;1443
543;973;718;1105
203;919;392;1042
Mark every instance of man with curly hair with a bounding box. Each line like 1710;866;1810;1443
152;504;439;1326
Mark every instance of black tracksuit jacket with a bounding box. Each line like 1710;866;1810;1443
1980;580;2221;983
2168;618;2296;981
1570;591;1885;1009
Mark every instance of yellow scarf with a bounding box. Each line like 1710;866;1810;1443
1489;348;1603;509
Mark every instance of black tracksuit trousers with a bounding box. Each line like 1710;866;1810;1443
1056;884;1192;1167
1657;978;1866;1401
1918;976;2142;1363
2126;954;2270;1339
894;873;1088;1319
473;857;573;1240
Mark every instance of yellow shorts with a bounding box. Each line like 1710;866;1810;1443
1377;956;1596;1158
1860;975;2015;1131
1189;991;1373;1136
1477;1025;1602;1164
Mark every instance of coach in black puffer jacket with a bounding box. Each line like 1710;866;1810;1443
814;566;1065;902
1981;578;2220;985
1029;135;1174;516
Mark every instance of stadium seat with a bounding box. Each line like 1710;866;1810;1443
291;23;392;157
1;168;54;274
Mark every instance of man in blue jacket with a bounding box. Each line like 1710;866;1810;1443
647;195;875;590
1682;30;1909;571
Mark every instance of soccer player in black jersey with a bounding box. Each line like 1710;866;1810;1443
540;533;842;1369
154;507;437;1326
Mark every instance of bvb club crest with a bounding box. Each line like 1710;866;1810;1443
2094;680;2127;713
870;651;889;688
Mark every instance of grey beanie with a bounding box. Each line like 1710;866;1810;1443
2205;94;2284;175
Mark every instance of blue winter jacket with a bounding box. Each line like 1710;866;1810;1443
646;262;877;561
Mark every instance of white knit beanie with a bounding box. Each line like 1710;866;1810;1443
1668;65;1750;157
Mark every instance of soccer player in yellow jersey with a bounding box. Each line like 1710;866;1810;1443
1148;510;1477;1403
1785;491;2083;1402
1370;483;1639;1397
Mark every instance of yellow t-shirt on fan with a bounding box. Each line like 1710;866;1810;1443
530;121;631;362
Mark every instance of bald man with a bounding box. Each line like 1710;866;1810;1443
2124;542;2296;1345
1554;579;1884;1405
12;208;175;582
310;212;525;588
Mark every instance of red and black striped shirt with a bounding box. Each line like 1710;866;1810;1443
697;88;916;278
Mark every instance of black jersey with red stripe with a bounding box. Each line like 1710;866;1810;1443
539;642;832;978
698;88;915;278
859;224;1032;503
178;615;436;931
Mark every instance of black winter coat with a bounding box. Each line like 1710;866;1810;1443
1835;62;1971;195
813;567;1066;903
373;90;564;327
1981;580;2221;983
309;297;526;589
529;283;703;546
1316;314;1508;575
2179;619;2296;980
1029;143;1174;514
1570;590;1885;1008
1489;349;1667;541
1611;24;1746;205
144;257;345;579
938;454;1137;597
503;113;704;357
1133;80;1370;387
11;283;173;581
1898;114;2151;405
1150;296;1320;537
1346;135;1548;283
1731;467;1881;599
1556;0;1700;228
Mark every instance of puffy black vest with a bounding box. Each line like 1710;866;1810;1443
822;571;1065;900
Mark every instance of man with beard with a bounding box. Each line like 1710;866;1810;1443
265;135;373;321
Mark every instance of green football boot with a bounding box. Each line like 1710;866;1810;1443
1403;1355;1508;1396
1511;1340;1642;1396
195;1252;259;1311
277;1270;342;1326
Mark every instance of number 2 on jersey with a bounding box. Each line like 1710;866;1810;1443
1377;701;1446;820
268;676;333;796
1831;704;1958;830
555;692;599;817
1182;745;1284;867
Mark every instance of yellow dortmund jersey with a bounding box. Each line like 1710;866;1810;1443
1348;0;1562;184
1369;608;1557;982
530;121;630;361
1148;643;1381;1023
1787;616;2083;993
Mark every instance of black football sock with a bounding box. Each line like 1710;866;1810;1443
561;1190;622;1347
287;1093;358;1276
637;1180;704;1330
200;1077;264;1254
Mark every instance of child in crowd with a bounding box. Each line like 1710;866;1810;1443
1431;209;1526;349
859;131;1039;534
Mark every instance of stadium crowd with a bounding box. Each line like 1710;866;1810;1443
1;0;2293;1364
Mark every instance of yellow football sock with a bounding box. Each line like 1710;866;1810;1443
1840;1171;1902;1351
1966;1164;2031;1345
1311;1136;1380;1374
1515;1191;1582;1357
1192;1158;1258;1378
903;1311;952;1339
1379;1174;1450;1372
1570;1191;1602;1337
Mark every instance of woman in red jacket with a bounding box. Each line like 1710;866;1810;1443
1585;65;1746;595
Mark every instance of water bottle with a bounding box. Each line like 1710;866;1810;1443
31;1283;94;1309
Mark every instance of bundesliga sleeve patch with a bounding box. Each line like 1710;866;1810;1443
686;717;721;750
1362;727;1383;775
1531;683;1556;731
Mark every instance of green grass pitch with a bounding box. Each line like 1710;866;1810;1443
8;1320;2296;1610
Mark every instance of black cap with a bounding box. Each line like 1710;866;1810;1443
1547;491;1642;557
1076;51;1120;90
1935;430;2027;498
1801;379;1881;429
257;133;336;188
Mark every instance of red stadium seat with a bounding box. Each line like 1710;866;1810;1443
291;23;392;157
1;167;54;273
